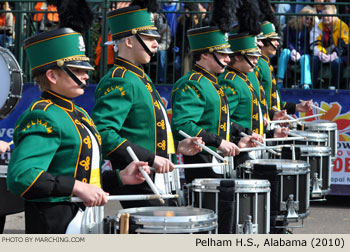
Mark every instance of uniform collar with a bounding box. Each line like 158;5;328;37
260;54;270;63
115;57;145;78
41;90;74;112
226;65;248;81
193;64;217;84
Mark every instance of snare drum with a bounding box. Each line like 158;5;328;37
240;159;310;222
104;207;217;234
282;145;332;199
0;165;24;215
303;121;338;160
190;178;271;234
0;46;23;119
289;130;328;146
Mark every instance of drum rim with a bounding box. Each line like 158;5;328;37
244;159;310;168
304;121;337;130
294;145;332;155
191;178;271;188
291;130;328;140
0;46;23;119
117;206;217;223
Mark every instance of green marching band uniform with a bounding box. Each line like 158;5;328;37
219;33;265;136
6;28;120;233
171;26;249;183
256;21;296;117
91;6;175;207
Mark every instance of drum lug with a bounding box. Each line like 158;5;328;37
237;215;258;234
312;173;323;197
281;194;299;221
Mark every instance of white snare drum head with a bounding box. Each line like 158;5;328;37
0;53;11;108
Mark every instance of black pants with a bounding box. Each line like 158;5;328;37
0;215;5;233
24;201;81;234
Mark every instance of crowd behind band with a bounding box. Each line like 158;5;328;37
0;0;349;89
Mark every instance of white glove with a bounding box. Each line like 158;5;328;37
330;51;338;62
290;50;301;62
318;51;330;63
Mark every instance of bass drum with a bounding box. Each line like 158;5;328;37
0;46;23;119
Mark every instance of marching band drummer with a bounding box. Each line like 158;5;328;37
257;21;312;119
170;0;261;185
6;23;152;234
92;0;203;209
219;32;288;140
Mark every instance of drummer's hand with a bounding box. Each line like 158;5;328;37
238;135;257;148
252;132;264;143
177;137;203;156
218;139;240;156
120;161;150;185
274;127;289;138
264;117;269;126
273;110;288;121
0;140;10;154
296;99;313;112
73;180;109;207
153;155;174;173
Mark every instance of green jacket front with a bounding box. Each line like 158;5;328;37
219;67;264;135
256;55;296;116
92;57;173;169
171;64;230;151
7;91;102;203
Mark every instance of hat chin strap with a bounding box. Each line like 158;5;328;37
59;63;87;89
243;54;255;69
212;52;225;69
135;33;154;57
267;39;277;50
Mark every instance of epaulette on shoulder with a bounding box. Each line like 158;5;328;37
30;100;52;112
188;73;202;82
111;67;127;78
224;72;236;81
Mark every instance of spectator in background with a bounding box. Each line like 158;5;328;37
33;1;59;32
174;2;209;80
0;1;14;48
310;4;349;88
275;0;313;28
154;12;171;83
276;6;317;89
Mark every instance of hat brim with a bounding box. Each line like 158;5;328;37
66;61;95;71
246;51;262;57
139;29;160;38
216;47;233;54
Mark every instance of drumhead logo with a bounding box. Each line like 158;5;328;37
78;36;86;52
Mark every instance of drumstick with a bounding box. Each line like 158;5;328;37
239;145;283;152
174;162;226;169
8;141;13;146
299;99;327;113
240;132;280;156
70;194;178;203
295;114;324;121
120;213;130;234
287;131;307;139
273;106;302;126
179;130;226;162
126;146;165;205
263;136;305;142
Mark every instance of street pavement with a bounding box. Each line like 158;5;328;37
3;195;350;234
